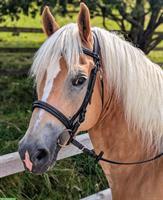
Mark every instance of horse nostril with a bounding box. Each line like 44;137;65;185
36;149;49;161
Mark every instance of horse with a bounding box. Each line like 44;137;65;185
18;3;163;200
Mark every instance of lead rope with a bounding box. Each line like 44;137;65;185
71;138;163;165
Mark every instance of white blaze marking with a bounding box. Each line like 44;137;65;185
33;60;61;131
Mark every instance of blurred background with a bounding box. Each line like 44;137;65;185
0;0;162;199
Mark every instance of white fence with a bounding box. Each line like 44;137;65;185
0;133;112;200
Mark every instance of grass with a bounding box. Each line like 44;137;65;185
0;33;45;48
0;10;162;200
0;156;108;199
0;53;33;69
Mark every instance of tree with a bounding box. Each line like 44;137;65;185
0;0;56;22
0;0;162;54
0;0;36;22
83;0;163;54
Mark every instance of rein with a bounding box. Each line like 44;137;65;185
32;32;163;165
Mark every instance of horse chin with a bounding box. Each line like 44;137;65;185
30;160;57;175
49;144;61;168
30;161;56;174
31;165;49;174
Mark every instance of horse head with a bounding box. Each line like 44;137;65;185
18;3;103;174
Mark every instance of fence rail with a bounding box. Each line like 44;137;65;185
0;133;111;200
0;26;42;33
0;47;38;53
0;133;92;178
0;26;162;35
81;189;112;200
1;47;163;53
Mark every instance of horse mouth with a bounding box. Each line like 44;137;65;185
31;164;50;174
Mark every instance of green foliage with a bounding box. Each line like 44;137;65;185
1;0;162;53
0;0;36;22
0;0;56;22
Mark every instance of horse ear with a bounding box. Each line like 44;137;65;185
42;6;60;37
77;3;92;44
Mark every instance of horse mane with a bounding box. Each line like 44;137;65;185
31;23;163;152
93;27;163;152
30;24;82;84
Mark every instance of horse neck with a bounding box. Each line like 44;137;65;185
89;83;163;200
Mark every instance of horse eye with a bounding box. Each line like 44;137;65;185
72;76;87;87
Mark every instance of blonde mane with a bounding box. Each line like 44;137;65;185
31;24;82;83
93;27;163;151
31;24;163;151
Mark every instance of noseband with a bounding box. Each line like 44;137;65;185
32;32;163;165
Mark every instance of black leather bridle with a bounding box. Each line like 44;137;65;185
32;32;163;165
33;32;101;144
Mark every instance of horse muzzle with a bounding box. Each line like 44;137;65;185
18;123;65;174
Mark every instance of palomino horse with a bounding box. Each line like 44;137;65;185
19;3;163;200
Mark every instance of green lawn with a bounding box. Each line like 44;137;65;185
0;11;162;200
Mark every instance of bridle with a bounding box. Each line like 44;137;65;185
32;32;163;165
33;32;101;144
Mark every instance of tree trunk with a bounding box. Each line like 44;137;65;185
128;0;145;48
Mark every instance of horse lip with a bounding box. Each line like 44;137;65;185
29;157;53;174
